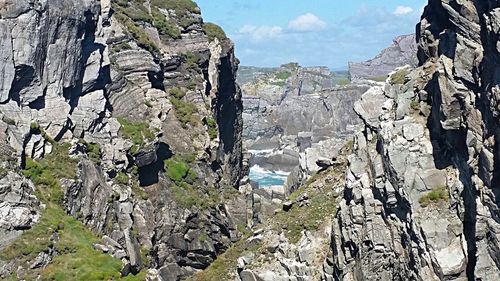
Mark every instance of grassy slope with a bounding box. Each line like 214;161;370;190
0;143;146;280
189;150;349;281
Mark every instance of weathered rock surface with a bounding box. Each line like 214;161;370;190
0;0;246;280
348;34;418;81
327;1;500;279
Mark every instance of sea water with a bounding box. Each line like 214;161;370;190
249;164;289;189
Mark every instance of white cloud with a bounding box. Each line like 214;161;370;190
393;6;414;16
238;25;283;41
287;13;327;32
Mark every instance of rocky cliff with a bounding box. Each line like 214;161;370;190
348;34;418;82
328;1;500;280
0;0;246;280
240;64;370;182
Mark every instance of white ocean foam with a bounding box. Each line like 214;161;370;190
274;170;290;176
248;148;286;157
250;165;288;177
248;149;275;156
249;164;271;174
249;165;290;189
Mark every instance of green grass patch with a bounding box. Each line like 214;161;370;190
79;140;102;164
187;234;262;281
151;0;199;16
1;204;146;280
335;78;351;86
117;117;155;154
281;62;300;70
271;81;286;87
113;0;152;23
169;87;186;99
272;165;344;244
164;155;197;184
419;186;449;207
111;41;133;53
30;121;40;131
184;51;201;72
203;23;226;41
205;117;218;140
169;182;223;209
22;143;77;204
164;155;229;209
3;141;146;280
114;11;159;54
170;98;199;127
180;17;198;29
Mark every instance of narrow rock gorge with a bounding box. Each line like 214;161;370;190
0;0;499;281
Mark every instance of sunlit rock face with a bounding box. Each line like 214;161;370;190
348;34;418;82
0;0;246;280
326;1;500;280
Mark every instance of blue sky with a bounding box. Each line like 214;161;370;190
196;0;427;69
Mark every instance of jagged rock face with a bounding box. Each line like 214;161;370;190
241;64;370;193
0;0;245;280
348;34;418;82
241;65;368;146
328;1;500;280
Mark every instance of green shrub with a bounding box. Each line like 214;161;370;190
272;81;286;87
203;23;226;41
390;69;409;85
152;8;181;39
115;172;129;185
132;181;149;200
164;155;197;183
5;140;146;280
82;141;102;164
410;100;420;111
30;121;40;131
275;70;292;80
169;87;186;99
419;186;449;207
113;0;152;23
281;62;300;70
170;98;199;127
180;17;198;29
